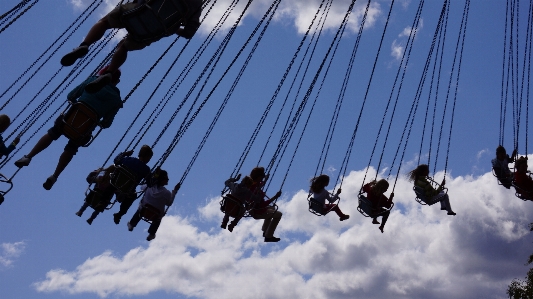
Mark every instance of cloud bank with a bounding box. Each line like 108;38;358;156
0;241;26;268
34;160;533;298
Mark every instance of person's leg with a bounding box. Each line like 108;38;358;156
27;134;54;158
128;209;142;230
76;198;91;216
114;193;135;224
108;41;128;73
221;213;229;229
378;211;390;233
328;205;349;220
148;218;162;236
440;194;455;214
52;150;75;178
83;18;112;46
264;211;282;238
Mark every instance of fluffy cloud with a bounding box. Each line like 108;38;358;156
34;159;533;298
0;241;26;268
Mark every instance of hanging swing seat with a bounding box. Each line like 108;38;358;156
0;173;13;205
120;0;189;44
220;194;246;218
512;173;533;201
357;192;394;218
308;196;339;216
413;177;448;205
492;167;513;187
140;203;162;223
61;102;99;145
85;188;116;211
110;165;138;194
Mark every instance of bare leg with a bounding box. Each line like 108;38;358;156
52;150;75;178
27;134;54;158
83;18;112;46
108;41;129;73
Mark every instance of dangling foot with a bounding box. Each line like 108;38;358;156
75;211;83;217
221;221;227;229
113;213;121;224
61;45;89;66
372;218;380;224
146;234;156;241
85;73;113;93
0;194;4;205
379;225;384;233
43;175;57;190
87;217;94;225
447;211;456;216
127;221;134;231
228;223;235;232
264;236;280;242
339;215;350;221
14;155;31;168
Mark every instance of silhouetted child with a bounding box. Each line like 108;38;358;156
221;175;254;232
309;174;349;221
491;145;517;188
362;179;394;233
0;114;20;158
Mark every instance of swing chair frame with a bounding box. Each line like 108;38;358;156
120;0;190;44
220;193;248;218
492;167;513;187
84;184;117;211
0;173;14;205
413;176;448;206
139;203;170;224
512;171;533;201
357;191;394;218
110;164;144;198
307;194;340;216
61;102;101;147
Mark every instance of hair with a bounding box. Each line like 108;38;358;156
310;174;330;193
156;169;169;186
241;176;253;187
407;164;429;182
139;145;153;159
496;145;506;155
250;167;265;182
98;65;121;84
371;179;389;195
0;114;11;132
515;156;528;169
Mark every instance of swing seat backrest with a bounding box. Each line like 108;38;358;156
62;102;99;142
141;204;161;222
222;194;245;218
308;198;326;215
413;186;446;206
110;165;138;194
357;194;373;217
0;173;13;196
512;180;533;201
121;0;189;43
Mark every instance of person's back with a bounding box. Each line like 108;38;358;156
141;185;172;215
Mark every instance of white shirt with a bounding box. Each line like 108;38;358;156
140;185;176;215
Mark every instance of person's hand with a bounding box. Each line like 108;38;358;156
389;192;395;200
13;137;20;145
441;178;446;186
336;188;342;195
512;148;518;158
264;173;270;181
274;190;282;198
234;173;241;181
174;183;181;192
124;150;134;156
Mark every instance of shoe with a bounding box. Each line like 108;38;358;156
372;218;380;224
447;211;456;216
113;213;121;224
0;194;4;205
14;155;31;168
43;175;57;190
127;221;134;231
340;215;350;221
75;211;82;217
87;218;94;225
264;237;281;242
60;45;89;66
146;234;156;241
228;223;235;232
221;222;227;229
85;73;112;93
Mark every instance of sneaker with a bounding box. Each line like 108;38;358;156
127;222;134;232
43;175;57;190
221;221;227;229
113;213;121;224
75;211;82;217
14;155;31;168
447;211;457;216
87;217;94;225
264;236;281;242
146;234;156;241
340;215;350;221
60;45;89;66
372;218;380;224
228;223;235;232
85;73;113;93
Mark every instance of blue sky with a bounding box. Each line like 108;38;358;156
0;0;532;298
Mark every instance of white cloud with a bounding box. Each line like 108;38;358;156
0;241;26;268
391;39;404;60
34;157;533;298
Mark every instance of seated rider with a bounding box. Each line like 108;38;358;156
491;145;517;189
111;145;153;224
221;174;254;232
362;179;394;233
309;174;349;221
76;167;117;225
60;0;203;93
14;67;123;190
408;164;456;216
248;167;283;243
127;169;178;241
0;114;20;158
514;157;533;200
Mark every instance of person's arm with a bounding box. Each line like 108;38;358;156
67;77;92;103
99;102;123;129
327;188;341;203
264;190;282;206
113;150;134;165
167;183;180;207
0;137;17;156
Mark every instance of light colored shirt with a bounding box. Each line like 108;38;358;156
140;185;176;215
312;189;339;206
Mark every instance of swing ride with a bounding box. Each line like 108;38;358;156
0;0;531;242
